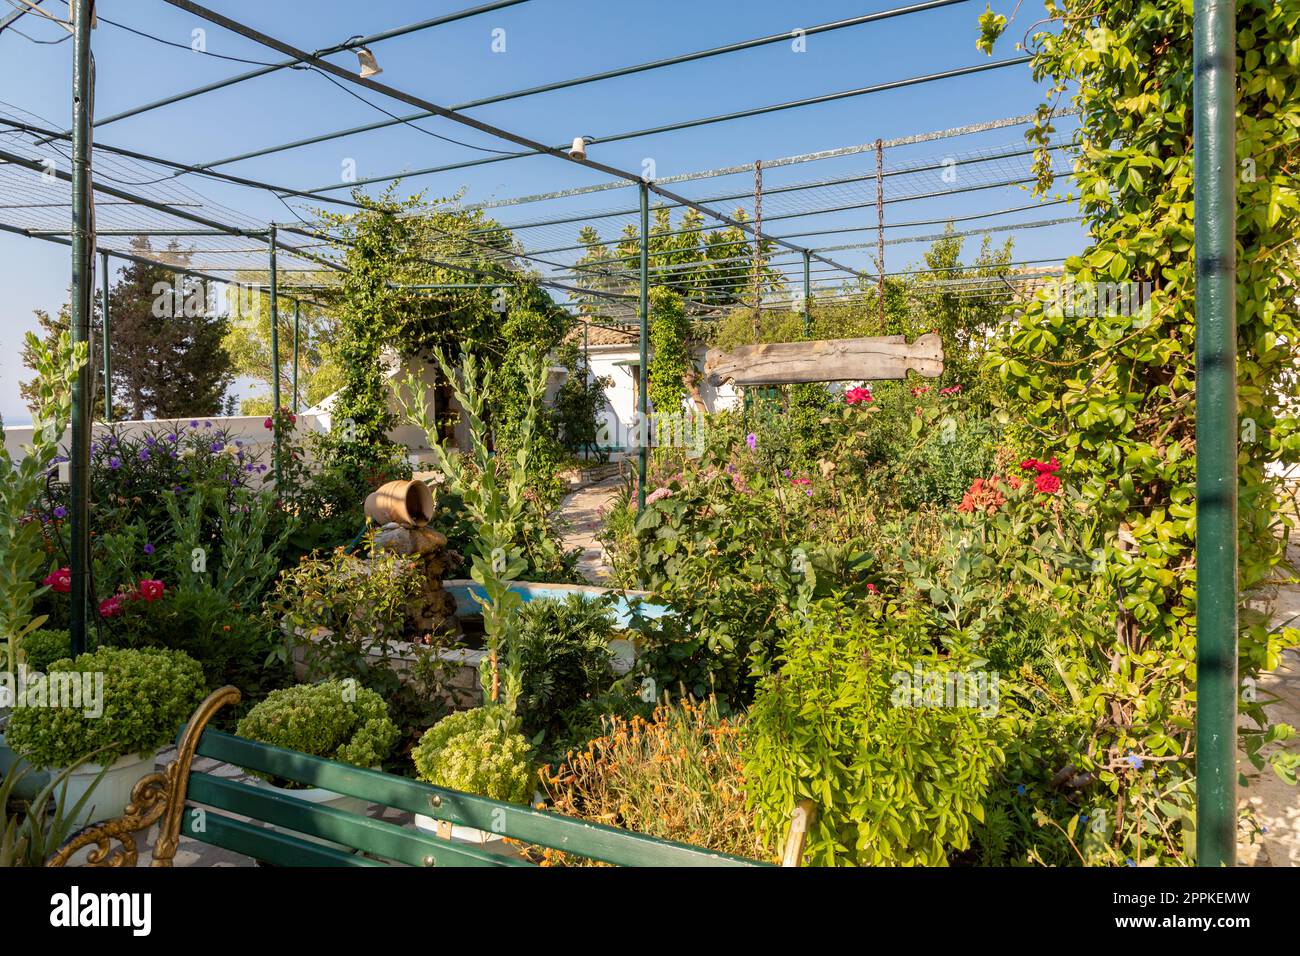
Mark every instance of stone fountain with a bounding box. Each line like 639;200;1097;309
364;480;460;640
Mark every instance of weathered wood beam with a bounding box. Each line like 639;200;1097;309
703;333;943;386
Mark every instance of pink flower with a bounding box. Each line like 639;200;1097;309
911;386;930;397
645;487;673;505
940;384;962;396
790;477;811;486
845;386;873;406
44;567;72;593
98;595;125;618
264;417;274;430
137;579;166;602
867;583;879;595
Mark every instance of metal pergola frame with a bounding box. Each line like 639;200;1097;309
8;0;1237;866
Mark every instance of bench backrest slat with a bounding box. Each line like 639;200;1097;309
187;774;531;868
188;727;766;867
180;807;386;867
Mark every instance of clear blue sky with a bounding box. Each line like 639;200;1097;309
0;0;1080;423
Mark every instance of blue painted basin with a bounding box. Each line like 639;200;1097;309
442;580;671;628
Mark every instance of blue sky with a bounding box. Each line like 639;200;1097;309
0;0;1081;423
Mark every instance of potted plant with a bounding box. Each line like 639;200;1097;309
3;646;206;826
235;681;400;833
411;705;534;845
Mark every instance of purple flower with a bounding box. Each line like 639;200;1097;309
745;433;757;451
53;506;67;519
143;542;155;555
145;435;157;447
138;448;151;461
210;441;223;452
172;485;184;494
1125;753;1143;770
189;420;199;428
257;464;268;474
782;469;791;477
108;457;121;470
167;433;178;442
204;421;212;428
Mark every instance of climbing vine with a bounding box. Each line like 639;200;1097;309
985;0;1300;860
647;287;693;415
316;187;578;493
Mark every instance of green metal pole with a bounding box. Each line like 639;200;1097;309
1193;0;1238;868
292;299;300;414
802;249;812;336
637;181;649;514
268;224;281;486
101;249;112;422
68;0;94;658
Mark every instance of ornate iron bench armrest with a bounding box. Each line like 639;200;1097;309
46;686;242;868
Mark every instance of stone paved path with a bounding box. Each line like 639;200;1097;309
556;475;622;584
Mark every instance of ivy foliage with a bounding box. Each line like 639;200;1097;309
987;0;1300;859
314;188;573;480
647;287;693;414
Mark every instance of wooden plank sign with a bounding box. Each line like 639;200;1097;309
703;333;944;387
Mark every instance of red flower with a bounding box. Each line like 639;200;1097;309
790;477;812;486
911;386;930;397
1020;457;1061;475
98;595;125;618
940;384;962;396
867;583;879;595
1034;473;1062;495
845;386;873;406
137;579;166;602
263;417;274;429
43;567;71;593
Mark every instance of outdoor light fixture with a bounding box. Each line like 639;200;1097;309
355;46;382;78
569;136;593;160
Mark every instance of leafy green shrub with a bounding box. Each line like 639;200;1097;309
5;647;206;768
412;706;533;803
270;543;420;677
235;680;399;770
509;595;616;748
105;584;287;718
745;604;1005;865
16;629;72;673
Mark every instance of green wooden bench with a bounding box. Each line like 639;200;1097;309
49;687;782;868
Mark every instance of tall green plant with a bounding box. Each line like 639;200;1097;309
398;349;550;708
0;332;86;677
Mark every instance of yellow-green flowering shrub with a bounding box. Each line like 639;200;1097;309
5;646;205;768
235;680;399;769
412;706;533;803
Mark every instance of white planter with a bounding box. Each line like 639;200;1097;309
414;812;503;846
54;752;156;827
